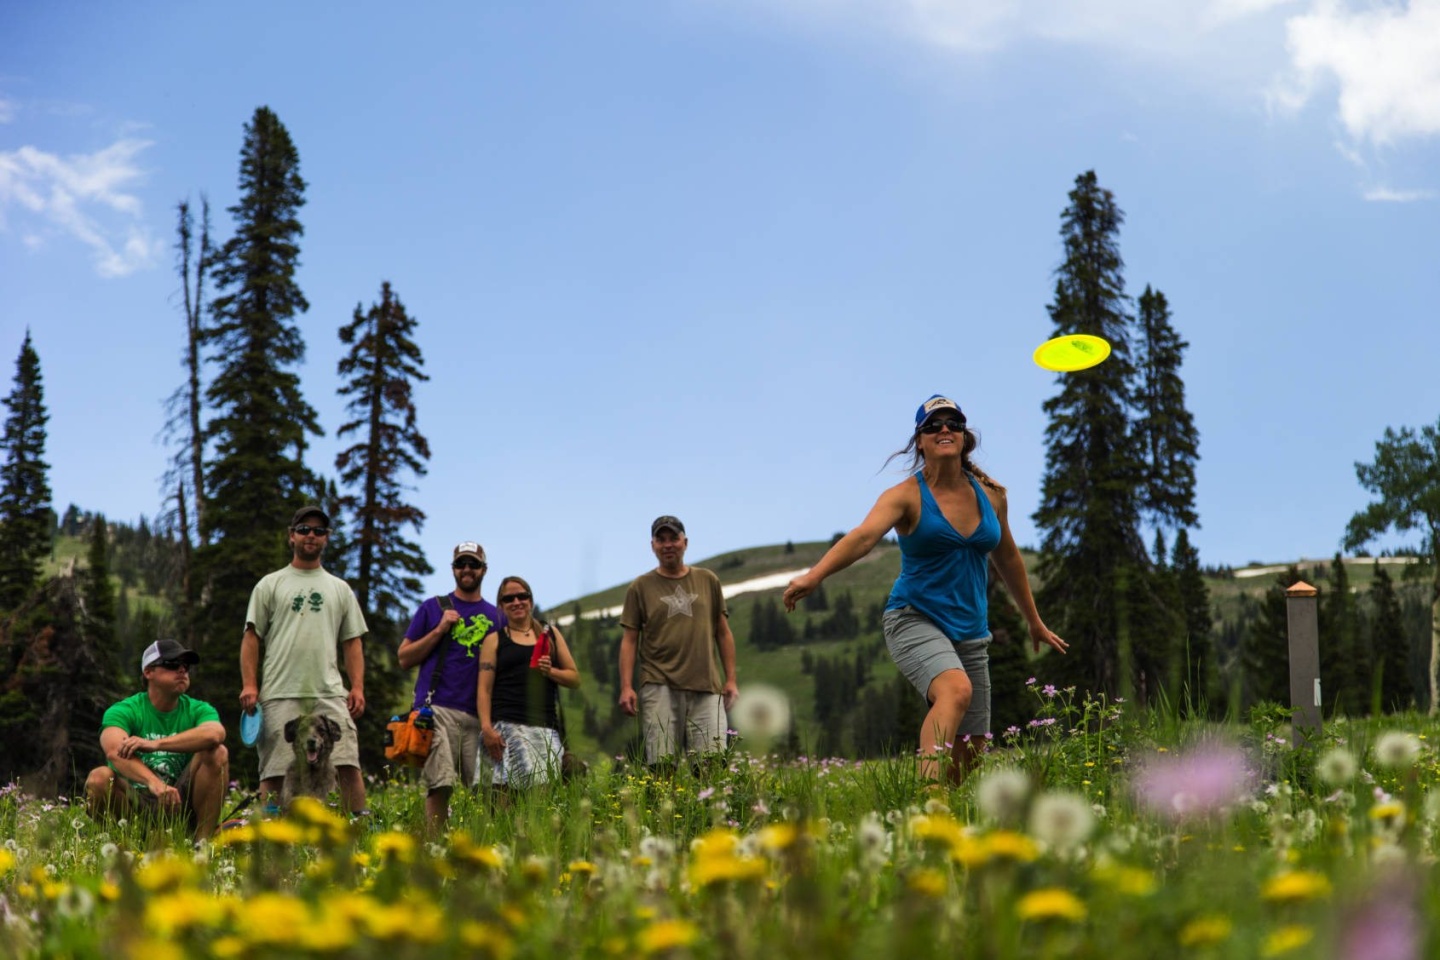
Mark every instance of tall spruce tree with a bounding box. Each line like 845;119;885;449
1133;286;1199;533
1344;417;1440;714
81;515;117;652
196;107;321;730
1320;555;1368;716
0;332;52;613
334;281;432;623
1171;529;1214;716
1033;171;1152;700
1368;563;1414;713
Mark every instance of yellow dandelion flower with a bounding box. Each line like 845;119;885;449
1016;888;1087;923
1261;870;1331;903
352;851;372;869
1369;801;1406;823
910;814;966;849
500;903;529;930
98;881;119;902
134;856;197;893
287;795;347;830
1261;925;1314;957
452;835;506;871
40;880;64;900
637;918;700;954
691;828;740;860
210;936;246;959
689;853;768;888
906;868;948;898
373;831;417;862
298;909;358;952
213;825;255;847
633;855;655;868
256;819;305;846
985;831;1040;863
758;822;800;852
0;849;14;876
1092;863;1157;897
235;892;310;945
568;859;598;876
144;888;225;936
461;921;516;959
950;834;991;869
1178;915;1233;947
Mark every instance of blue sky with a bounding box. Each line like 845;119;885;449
2;2;1438;609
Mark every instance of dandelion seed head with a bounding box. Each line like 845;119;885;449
1028;791;1095;853
1374;731;1423;770
729;685;791;743
975;767;1030;825
1317;748;1358;785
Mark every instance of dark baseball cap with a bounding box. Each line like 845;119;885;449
915;394;964;427
290;505;331;528
651;515;685;537
141;638;200;673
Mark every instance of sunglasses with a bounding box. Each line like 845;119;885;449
293;524;331;536
499;592;532;605
453;559;486;570
919;418;966;435
159;659;191;671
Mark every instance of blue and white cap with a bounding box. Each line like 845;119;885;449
915;394;964;427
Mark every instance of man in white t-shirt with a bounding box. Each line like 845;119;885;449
240;505;369;815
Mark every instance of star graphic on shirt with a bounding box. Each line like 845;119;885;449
658;583;699;618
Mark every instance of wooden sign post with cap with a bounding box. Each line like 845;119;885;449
1286;580;1322;747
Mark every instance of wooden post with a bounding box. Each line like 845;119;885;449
1286;581;1321;746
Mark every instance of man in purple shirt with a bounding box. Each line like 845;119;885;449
398;541;503;830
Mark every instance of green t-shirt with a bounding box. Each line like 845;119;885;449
246;565;368;700
102;692;221;786
620;567;727;694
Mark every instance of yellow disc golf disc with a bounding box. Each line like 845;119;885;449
1033;334;1112;372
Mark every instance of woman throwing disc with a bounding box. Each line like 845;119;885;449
782;395;1067;784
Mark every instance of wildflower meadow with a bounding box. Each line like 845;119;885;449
3;683;1438;959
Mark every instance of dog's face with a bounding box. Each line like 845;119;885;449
283;713;341;767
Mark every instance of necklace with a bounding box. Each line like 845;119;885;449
510;623;534;635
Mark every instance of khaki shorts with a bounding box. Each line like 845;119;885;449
257;697;361;781
639;683;726;765
421;704;480;791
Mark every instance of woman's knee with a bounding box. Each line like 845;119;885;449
927;670;973;711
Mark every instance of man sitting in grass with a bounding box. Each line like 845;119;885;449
84;639;229;841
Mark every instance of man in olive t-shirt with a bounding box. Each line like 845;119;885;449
241;505;369;815
84;638;229;840
618;515;739;765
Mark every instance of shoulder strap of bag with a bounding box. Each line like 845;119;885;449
423;595;455;706
540;620;570;743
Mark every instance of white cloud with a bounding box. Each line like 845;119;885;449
1278;0;1440;146
0;138;159;278
1362;185;1437;201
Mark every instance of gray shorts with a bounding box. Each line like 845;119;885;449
257;697;361;781
639;683;727;765
421;704;480;792
882;606;992;737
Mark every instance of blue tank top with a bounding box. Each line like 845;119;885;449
885;472;1001;642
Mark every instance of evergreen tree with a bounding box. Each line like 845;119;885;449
1320;555;1367;716
1368;562;1414;713
81;515;117;652
1133;286;1199;533
1344;417;1440;714
1033;171;1151;699
195;107;321;733
334;281;432;623
0;332;52;612
1171;529;1214;716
